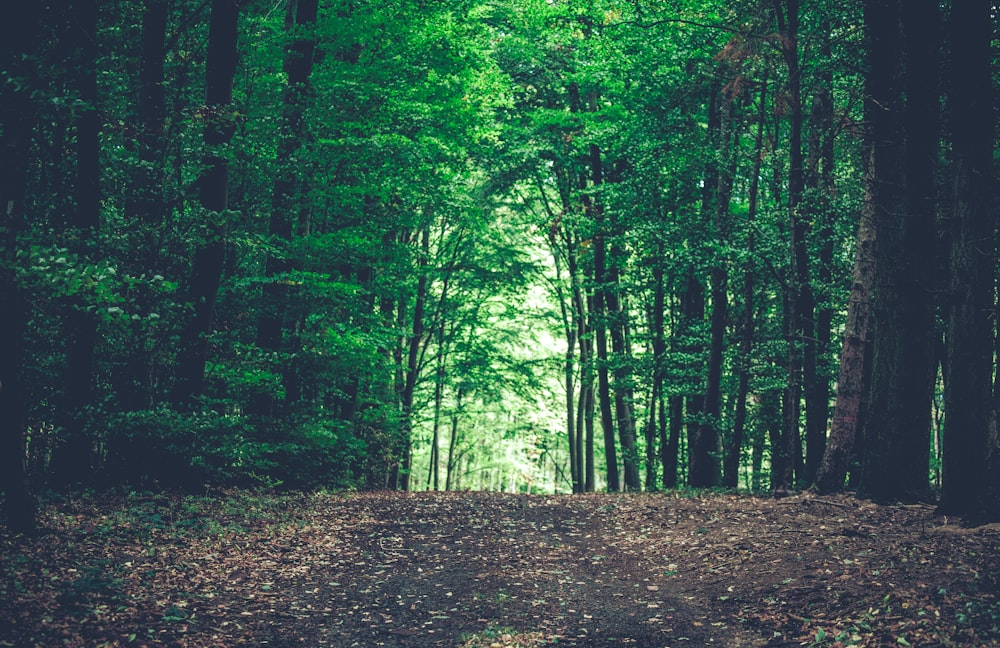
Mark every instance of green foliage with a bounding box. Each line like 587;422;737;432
4;0;882;497
101;408;363;490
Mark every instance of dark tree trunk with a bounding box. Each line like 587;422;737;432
585;144;620;492
575;277;595;492
172;0;241;408
938;0;994;521
253;0;319;417
119;0;169;413
606;256;640;490
0;1;40;530
725;76;767;489
398;224;432;491
803;19;835;484
775;0;812;492
814;144;876;493
50;0;102;486
860;0;938;503
682;266;705;487
646;245;668;490
690;83;730;489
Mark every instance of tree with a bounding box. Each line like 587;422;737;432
0;0;41;533
48;0;103;487
859;0;938;503
118;0;169;412
252;0;319;418
938;0;995;521
172;0;242;408
813;145;875;493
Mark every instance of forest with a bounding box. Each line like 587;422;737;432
2;0;1000;533
3;1;1000;646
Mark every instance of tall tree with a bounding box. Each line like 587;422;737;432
725;72;768;490
253;0;319;417
860;0;938;502
119;0;169;412
814;143;875;493
0;0;41;533
938;0;995;521
172;0;241;408
49;0;103;486
774;0;813;491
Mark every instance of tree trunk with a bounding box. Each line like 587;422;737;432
398;224;432;491
172;0;241;408
586;145;620;492
445;387;463;491
690;82;729;489
253;0;319;417
814;139;876;493
646;247;667;490
0;1;39;529
119;0;169;413
725;76;767;489
775;0;812;492
860;0;938;503
803;18;835;484
606;257;640;490
938;0;994;520
50;0;102;486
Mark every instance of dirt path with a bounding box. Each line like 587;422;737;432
295;493;759;646
2;491;998;647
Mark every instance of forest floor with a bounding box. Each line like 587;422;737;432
2;490;999;648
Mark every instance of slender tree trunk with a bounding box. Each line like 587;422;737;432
51;0;101;486
689;81;727;488
663;394;682;488
253;0;318;417
726;77;767;489
775;0;812;492
172;0;241;408
606;260;640;490
445;387;463;491
398;224;433;491
586;144;620;492
646;248;667;490
546;220;579;491
569;239;594;491
120;0;169;412
814;144;876;493
938;0;994;521
682;265;706;487
803;19;835;484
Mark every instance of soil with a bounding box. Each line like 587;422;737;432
1;490;998;647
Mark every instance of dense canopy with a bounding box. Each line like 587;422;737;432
1;0;998;531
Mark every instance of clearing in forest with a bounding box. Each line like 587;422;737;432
1;490;998;647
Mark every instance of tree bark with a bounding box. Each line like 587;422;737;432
50;0;102;486
775;0;813;492
119;0;169;413
725;76;767;489
803;18;835;484
860;0;938;503
585;144;620;492
938;0;994;520
0;0;40;531
172;0;241;408
253;0;319;417
646;244;668;490
814;144;876;493
689;81;729;489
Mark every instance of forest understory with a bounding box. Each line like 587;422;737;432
2;490;999;647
